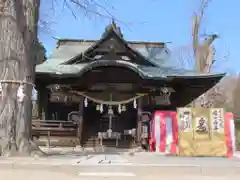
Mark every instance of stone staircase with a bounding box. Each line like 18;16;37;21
83;136;133;149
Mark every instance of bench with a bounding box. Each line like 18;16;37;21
32;120;80;147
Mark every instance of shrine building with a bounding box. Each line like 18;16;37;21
34;22;225;148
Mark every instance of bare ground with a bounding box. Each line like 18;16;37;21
1;147;240;179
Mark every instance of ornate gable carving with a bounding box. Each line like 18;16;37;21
94;37;127;53
64;22;157;66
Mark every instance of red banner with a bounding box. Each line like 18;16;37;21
150;111;178;154
150;111;235;157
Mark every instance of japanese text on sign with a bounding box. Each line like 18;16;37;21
196;116;208;133
211;108;224;132
179;108;192;132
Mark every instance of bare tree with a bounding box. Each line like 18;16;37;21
192;0;220;107
171;0;226;107
0;0;116;157
0;0;43;156
171;45;194;70
232;74;240;121
192;0;218;73
171;0;218;71
144;44;171;66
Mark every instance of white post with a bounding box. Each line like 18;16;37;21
155;116;161;153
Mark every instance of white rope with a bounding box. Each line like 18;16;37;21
0;80;35;86
70;90;146;105
0;80;36;102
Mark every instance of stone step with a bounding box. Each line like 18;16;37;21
83;139;133;148
36;136;79;147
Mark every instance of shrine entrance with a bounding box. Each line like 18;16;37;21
34;21;225;151
73;65;145;149
82;98;138;149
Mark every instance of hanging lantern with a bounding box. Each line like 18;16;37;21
122;105;126;111
118;104;122;113
100;104;103;113
133;98;137;109
96;104;100;111
84;97;88;107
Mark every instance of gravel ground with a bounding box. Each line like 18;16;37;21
1;166;240;180
1;147;240;180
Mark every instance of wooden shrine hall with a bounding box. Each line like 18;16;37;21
34;22;225;148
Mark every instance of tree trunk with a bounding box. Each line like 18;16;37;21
0;0;43;156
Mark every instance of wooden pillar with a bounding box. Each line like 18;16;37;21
77;96;84;146
36;85;42;120
38;85;49;120
136;97;143;144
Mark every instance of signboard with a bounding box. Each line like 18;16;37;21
177;108;194;156
178;108;228;157
210;108;224;132
209;108;227;157
178;108;192;132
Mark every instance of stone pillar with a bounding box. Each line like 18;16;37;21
136;98;143;144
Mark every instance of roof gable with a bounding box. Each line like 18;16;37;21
62;22;157;67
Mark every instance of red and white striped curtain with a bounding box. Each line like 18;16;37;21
150;111;235;157
150;111;178;154
225;112;236;157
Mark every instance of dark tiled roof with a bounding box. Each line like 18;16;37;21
36;22;224;81
36;58;225;81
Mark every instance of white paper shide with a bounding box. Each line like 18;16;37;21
17;85;25;102
31;87;38;101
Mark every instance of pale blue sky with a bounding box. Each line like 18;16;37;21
39;0;239;73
